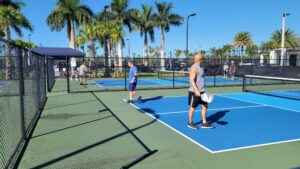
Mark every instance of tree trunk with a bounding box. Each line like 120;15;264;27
104;37;110;77
240;45;243;63
89;39;96;77
118;40;123;72
70;21;76;49
112;45;120;78
160;29;165;70
143;33;148;66
4;25;12;80
108;41;112;67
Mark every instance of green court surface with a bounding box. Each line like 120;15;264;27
18;79;300;169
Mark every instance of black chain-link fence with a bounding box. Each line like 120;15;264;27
47;57;55;92
0;38;46;169
66;51;300;93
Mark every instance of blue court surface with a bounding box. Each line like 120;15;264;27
92;77;242;88
128;93;300;153
264;90;300;100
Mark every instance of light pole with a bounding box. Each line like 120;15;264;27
126;38;130;58
186;13;197;58
104;5;110;77
28;34;31;42
280;13;290;66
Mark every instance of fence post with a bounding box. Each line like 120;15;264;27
36;55;41;110
66;56;70;93
46;56;50;92
17;47;26;139
124;58;127;91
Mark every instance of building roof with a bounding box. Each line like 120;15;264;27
31;47;85;59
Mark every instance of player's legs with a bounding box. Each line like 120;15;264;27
201;104;214;128
70;69;74;80
129;91;133;102
201;104;208;124
80;75;83;85
188;92;198;129
188;106;195;124
128;83;142;103
83;77;86;84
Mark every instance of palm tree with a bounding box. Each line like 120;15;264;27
175;49;182;58
222;44;233;61
246;44;258;55
262;41;276;51
271;28;298;48
153;1;183;70
47;0;94;49
130;5;155;66
76;21;102;76
75;34;85;50
109;23;124;77
0;0;24;10
0;27;4;37
110;0;131;71
0;6;33;79
14;38;35;48
233;31;253;63
77;22;101;62
96;9;115;77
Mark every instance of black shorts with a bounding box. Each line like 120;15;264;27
128;83;137;91
188;91;207;108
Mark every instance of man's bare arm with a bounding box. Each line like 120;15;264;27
189;67;200;96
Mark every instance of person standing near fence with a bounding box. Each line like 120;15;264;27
128;60;142;103
188;53;214;129
229;61;236;80
223;62;229;78
78;62;87;85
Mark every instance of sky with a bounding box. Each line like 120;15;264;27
15;0;300;57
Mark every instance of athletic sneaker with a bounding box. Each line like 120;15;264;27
187;122;198;129
137;96;142;103
201;123;215;129
127;100;133;104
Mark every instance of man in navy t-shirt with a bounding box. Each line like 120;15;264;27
128;60;142;103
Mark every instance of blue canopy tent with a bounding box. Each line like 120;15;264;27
31;47;85;59
31;47;85;92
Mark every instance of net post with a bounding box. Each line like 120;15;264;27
17;47;26;139
214;75;216;87
172;69;175;89
242;75;246;92
66;56;70;93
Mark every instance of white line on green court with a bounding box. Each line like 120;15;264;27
155;105;266;115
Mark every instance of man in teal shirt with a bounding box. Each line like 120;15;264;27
128;60;142;103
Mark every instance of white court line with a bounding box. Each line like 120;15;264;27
212;138;300;153
217;94;300;113
90;80;104;88
156;105;266;115
128;101;214;154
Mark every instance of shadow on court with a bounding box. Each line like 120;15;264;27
196;110;229;125
17;91;157;169
140;96;163;103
